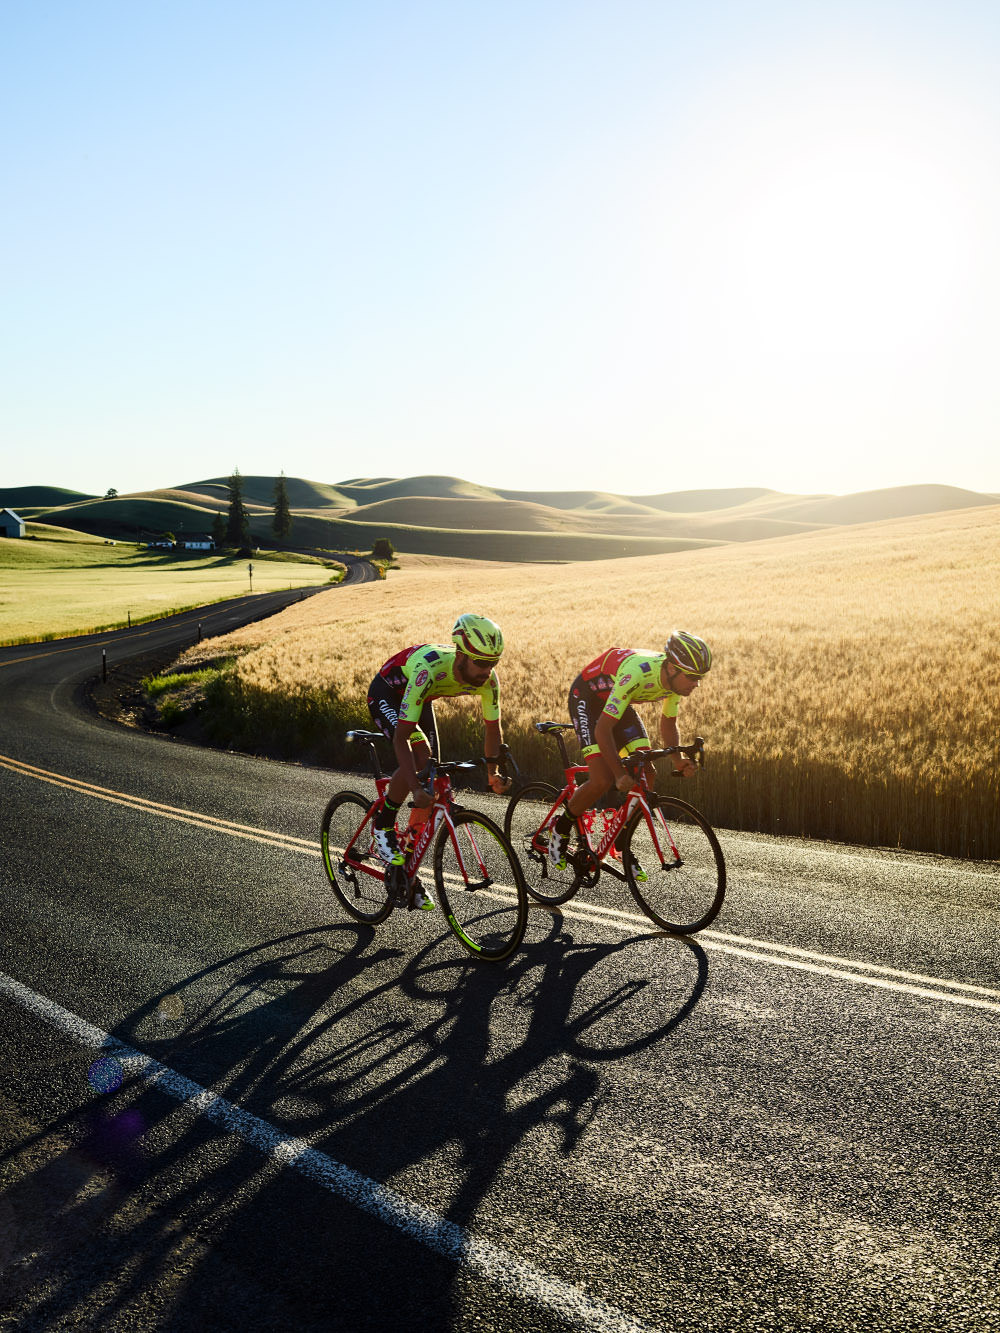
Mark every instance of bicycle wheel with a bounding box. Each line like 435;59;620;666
321;792;394;925
434;809;528;961
504;782;587;906
621;796;725;934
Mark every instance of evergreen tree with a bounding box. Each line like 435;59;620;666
211;511;226;546
272;471;293;541
226;467;250;548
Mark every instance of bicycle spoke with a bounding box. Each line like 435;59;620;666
434;811;527;961
622;796;726;933
321;792;394;925
504;781;585;905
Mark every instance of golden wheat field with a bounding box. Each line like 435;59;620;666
174;507;1000;858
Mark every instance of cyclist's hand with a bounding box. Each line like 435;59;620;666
615;773;636;794
672;757;696;778
412;786;435;808
488;772;512;796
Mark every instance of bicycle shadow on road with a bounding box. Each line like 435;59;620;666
0;915;709;1331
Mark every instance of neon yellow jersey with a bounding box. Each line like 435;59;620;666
579;648;680;720
379;644;501;724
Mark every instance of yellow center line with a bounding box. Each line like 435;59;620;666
3;750;997;1014
0;752;318;853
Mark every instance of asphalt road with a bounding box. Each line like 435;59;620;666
0;585;997;1332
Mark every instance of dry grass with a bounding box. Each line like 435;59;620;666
173;507;1000;858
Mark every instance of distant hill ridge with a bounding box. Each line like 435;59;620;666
4;475;997;563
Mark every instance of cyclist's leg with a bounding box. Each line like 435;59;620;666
609;724;651;857
565;683;614;819
565;696;646;819
367;680;431;806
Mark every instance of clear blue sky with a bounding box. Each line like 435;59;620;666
4;0;999;499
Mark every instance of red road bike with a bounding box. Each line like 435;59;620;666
503;722;725;934
321;730;528;962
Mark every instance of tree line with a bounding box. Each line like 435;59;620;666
215;468;292;552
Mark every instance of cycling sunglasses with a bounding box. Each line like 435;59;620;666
467;656;499;669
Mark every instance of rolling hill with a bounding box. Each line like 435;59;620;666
4;474;997;562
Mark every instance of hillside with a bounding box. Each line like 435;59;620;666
0;485;97;508
11;473;999;562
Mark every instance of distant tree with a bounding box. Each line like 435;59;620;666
226;467;250;549
104;487;118;499
163;531;176;546
371;537;394;560
211;511;227;546
272;471;293;541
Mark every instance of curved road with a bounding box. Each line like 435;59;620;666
0;587;998;1331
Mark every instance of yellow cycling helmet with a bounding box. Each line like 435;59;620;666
452;613;504;661
665;630;712;677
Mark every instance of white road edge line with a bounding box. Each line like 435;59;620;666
0;970;657;1333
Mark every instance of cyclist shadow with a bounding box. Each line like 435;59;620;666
0;916;710;1331
323;911;711;1234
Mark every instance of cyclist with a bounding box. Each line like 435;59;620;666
366;613;511;907
549;630;712;869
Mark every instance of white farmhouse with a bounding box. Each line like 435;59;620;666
0;508;25;538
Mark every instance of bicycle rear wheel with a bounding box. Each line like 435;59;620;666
504;782;586;906
321;792;394;925
621;796;725;934
434;810;527;961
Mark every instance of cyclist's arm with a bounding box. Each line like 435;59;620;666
483;718;510;793
660;714;695;777
392;720;434;806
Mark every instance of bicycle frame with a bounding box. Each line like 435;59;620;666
530;773;667;880
524;723;699;880
342;752;493;891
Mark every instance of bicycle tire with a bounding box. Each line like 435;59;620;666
504;781;585;906
434;809;528;961
621;795;726;934
321;791;394;925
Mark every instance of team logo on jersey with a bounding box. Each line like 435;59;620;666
620;673;632;685
415;669;430;687
435;671;446;680
640;662;651;673
605;700;621;717
425;650;440;662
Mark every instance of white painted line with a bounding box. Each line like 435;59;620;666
0;970;658;1333
540;896;1000;1014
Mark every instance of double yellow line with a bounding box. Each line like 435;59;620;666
3;749;999;1015
0;752;318;855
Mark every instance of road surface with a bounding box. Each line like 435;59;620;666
0;591;997;1331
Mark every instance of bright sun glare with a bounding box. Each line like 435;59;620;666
679;67;986;380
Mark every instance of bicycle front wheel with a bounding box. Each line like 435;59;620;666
503;782;582;906
434;810;528;962
321;792;394;925
621;796;725;934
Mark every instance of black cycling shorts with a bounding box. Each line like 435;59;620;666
367;675;439;757
568;677;649;759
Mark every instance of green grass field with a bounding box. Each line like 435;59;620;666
0;528;343;644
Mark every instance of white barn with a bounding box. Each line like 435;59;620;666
0;508;25;538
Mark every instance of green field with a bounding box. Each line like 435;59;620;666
0;528;343;644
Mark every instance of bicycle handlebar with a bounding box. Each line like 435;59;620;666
623;736;706;775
